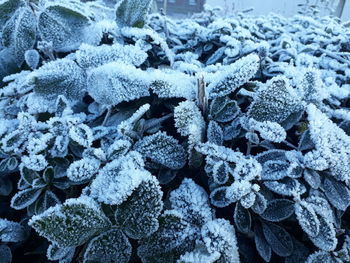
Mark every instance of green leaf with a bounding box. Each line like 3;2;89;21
209;97;240;123
38;1;91;52
262;222;293;257
115;0;153;28
115;177;163;239
83;229;131;263
29;196;111;247
10;187;42;210
260;199;294;222
47;243;75;261
2;7;37;66
295;201;320;238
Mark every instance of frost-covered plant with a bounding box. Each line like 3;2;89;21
2;0;350;262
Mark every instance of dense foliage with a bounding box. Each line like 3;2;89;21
1;0;350;262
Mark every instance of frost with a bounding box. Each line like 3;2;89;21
89;155;151;205
30;59;87;102
83;229;131;263
207;53;259;99
0;218;27;242
87;62;150;106
115;0;152;28
67;158;100;182
134;131;186;170
21;154;48;171
117;104;150;137
29;196;111;247
76;43;148;69
24;49;40;70
170;178;213;226
307;104;350;182
149;70;196;100
295;201;320;238
10;187;42;210
115;176;163;239
249;119;287;143
38;1;92;52
260;199;294;222
2;7;36;65
68;123;93;148
299;69;327;104
248;76;303;125
201;219;240;263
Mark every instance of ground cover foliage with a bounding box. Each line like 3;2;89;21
1;0;350;262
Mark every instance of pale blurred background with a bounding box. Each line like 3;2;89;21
154;0;350;20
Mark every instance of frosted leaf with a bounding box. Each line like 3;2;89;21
209;96;240;123
307;104;350;182
174;101;204;137
34;190;61;215
134;131;186;170
210;186;234;208
212;161;229;184
117;104;150;137
323;176;350;211
304;169;321;189
149;70;196;100
234;202;251;234
248;76;303;125
260;199;294;222
38;1;91;52
83;229;131;263
115;176;163;239
115;0;152;28
21;154;48;171
11;187;42;210
201;219;240;263
29;196;111;247
249;119;287;143
1;129;27;154
2;7;37;65
177;247;220;263
0;245;11;263
107;139;132;160
299;69;327;104
207;121;223;145
254;224;272;262
89;157;150;205
87;62;150;106
67;158;100;182
170;178;213;226
30;59;87;102
0;218;27;242
226;180;253;202
251;192;267;214
207;53;259;99
295;201;320;238
309;216;337;251
306;196;334;222
261;160;289;180
232;157;262;181
196;143;243;165
76;43;147;69
69;123;93;148
264;178;306;197
137;211;198;263
24;49;40;70
305;251;335;263
262;222;293;257
240;192;256;209
0;0;23;27
47;243;75;261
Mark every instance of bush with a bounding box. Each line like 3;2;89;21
1;0;350;262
